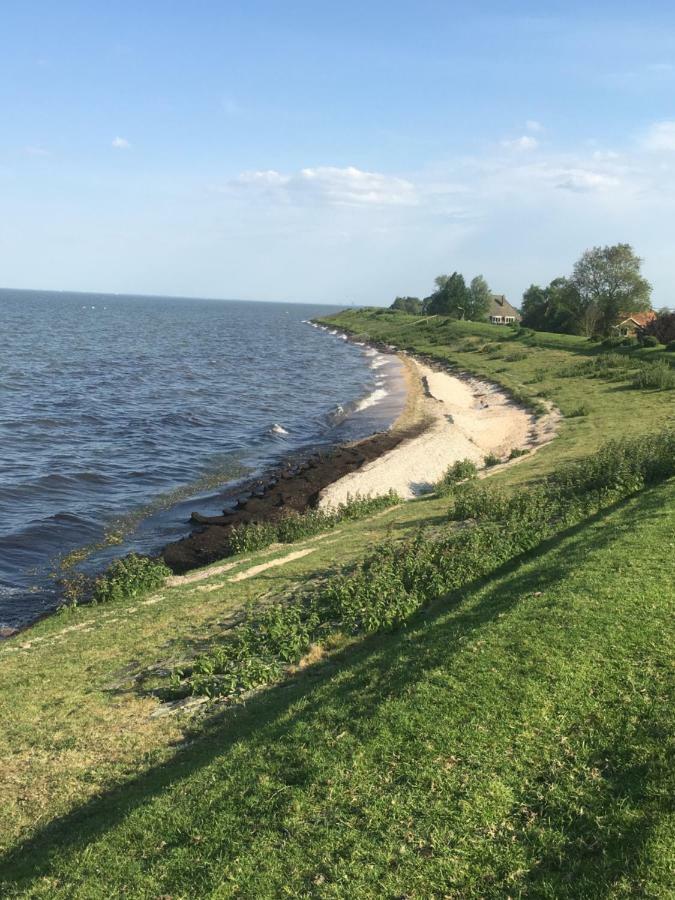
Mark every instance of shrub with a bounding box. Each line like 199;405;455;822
228;491;401;555
502;349;528;362
483;453;501;467
667;341;675;353
229;521;279;553
602;336;624;349
434;458;478;496
559;353;635;382
632;360;675;391
92;554;170;604
509;447;530;459
567;404;590;417
641;334;659;348
170;430;675;699
621;336;637;347
645;311;675;345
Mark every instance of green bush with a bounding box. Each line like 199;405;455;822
502;349;528;362
228;521;278;553
509;447;530;458
483;453;501;467
567;403;590;417
92;554;170;604
228;491;401;556
621;335;637;347
666;341;675;352
434;458;478;496
632;360;675;391
641;334;659;348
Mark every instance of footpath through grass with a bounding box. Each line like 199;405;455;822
1;311;674;897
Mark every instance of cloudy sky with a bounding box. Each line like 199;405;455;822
2;1;675;306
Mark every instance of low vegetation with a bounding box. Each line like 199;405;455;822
433;458;478;496
169;431;675;700
91;553;171;605
228;490;400;553
2;309;674;897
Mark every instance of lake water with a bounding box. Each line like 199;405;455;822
0;290;405;628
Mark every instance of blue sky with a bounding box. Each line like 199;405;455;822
2;2;675;306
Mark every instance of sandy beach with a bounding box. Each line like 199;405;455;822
163;343;559;573
319;354;558;506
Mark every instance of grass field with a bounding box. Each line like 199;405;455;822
1;310;673;897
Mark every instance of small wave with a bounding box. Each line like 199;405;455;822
269;423;289;436
354;387;388;412
370;357;387;369
326;402;354;425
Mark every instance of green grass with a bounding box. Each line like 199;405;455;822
1;311;674;897
2;480;673;897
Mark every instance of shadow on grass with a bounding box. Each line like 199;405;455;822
1;486;671;894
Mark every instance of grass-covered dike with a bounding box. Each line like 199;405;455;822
1;309;674;898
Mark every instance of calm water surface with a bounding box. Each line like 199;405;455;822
0;290;405;627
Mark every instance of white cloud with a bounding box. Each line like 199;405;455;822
642;120;675;151
501;135;539;151
25;146;49;157
526;120;544;133
555;169;620;192
238;169;290;186
299;166;417;206
236;165;417;206
112;136;131;150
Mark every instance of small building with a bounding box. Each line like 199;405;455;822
487;294;521;325
617;311;656;335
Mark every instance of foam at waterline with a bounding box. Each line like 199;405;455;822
354;387;389;412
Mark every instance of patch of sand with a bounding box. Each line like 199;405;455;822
228;548;316;583
320;357;556;505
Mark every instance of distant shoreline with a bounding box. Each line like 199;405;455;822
162;323;560;575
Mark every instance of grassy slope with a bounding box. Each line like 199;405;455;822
1;312;673;896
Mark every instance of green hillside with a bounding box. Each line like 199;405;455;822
1;311;673;898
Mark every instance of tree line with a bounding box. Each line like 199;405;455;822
521;243;654;336
390;272;492;321
389;243;669;338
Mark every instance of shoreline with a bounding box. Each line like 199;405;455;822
1;324;560;635
162;327;559;574
320;353;558;505
161;370;427;572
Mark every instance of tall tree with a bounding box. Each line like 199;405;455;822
467;275;491;321
390;296;423;314
521;278;588;334
425;272;469;317
571;244;652;334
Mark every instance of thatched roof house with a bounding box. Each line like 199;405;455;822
487;294;521;325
